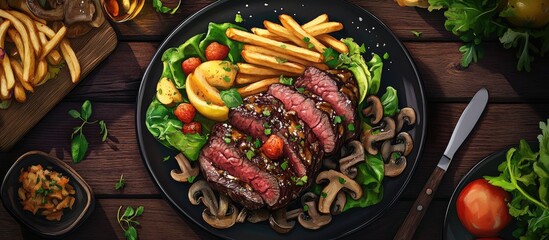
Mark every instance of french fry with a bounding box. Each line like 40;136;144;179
302;14;329;29
317;34;349;53
237;78;280;97
241;50;305;74
236;73;278;85
304;22;343;36
0;20;16;93
39;26;67;60
14;81;26;103
59;39;80;83
243;45;329;70
251;27;288;42
279;14;327;54
263;20;309;48
227;28;323;63
10;60;34;92
33;60;48;86
7;29;24;59
10;10;41;57
38;32;62;65
237;63;299;76
0;68;9;100
0;9;34;83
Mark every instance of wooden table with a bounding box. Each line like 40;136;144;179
2;1;549;239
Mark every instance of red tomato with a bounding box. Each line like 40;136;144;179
181;57;202;75
456;179;512;237
174;103;196;124
205;42;230;61
182;122;202;134
106;0;119;17
261;135;284;160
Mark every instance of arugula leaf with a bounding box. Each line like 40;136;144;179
152;0;181;14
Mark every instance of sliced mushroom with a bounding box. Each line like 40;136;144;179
88;0;105;28
64;0;95;26
170;153;199;182
362;95;383;125
361;117;396;155
331;191;347;215
316;170;363;214
339;140;365;179
269;207;302;234
298;192;332;229
188;180;218;213
26;0;64;21
236;208;248;223
381;132;413;177
203;194;239;229
396;107;416;132
246;209;270;223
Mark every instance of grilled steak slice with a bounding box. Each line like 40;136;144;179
268;84;337;153
200;154;264;209
230;94;323;177
297;67;358;140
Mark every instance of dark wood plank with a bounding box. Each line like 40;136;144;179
113;0;451;42
2;102;548;200
0;199;447;240
65;42;549;103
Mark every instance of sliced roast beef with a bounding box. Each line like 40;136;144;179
268;84;337;153
296;67;358;140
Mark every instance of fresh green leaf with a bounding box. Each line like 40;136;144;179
380;87;399;117
71;133;88;163
235;13;243;23
411;30;422;37
68;110;80;119
275;57;288;63
280;161;288;171
383;52;389;60
220;88;243;108
254;138;261;148
99;120;108;142
163;156;171;161
279;75;294;86
187;176;196;183
152;0;181;14
296;87;305;93
264;128;272;135
81;100;92;121
246;150;254;160
115;174;125;190
344;154;384;211
338;38;372;103
500;28;534;72
124;226;137;240
123;206;135;218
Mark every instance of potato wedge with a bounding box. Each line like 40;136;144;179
10;10;41;57
317;34;349;53
279;14;327;54
156;77;183;107
226;28;323;63
237;78;280;97
241;50;305;74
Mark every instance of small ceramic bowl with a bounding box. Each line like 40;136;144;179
0;151;95;238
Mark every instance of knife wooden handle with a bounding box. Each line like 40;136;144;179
393;166;446;240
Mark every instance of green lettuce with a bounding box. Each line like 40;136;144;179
343;154;385;211
380;87;399;117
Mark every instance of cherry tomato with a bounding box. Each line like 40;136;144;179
106;0;119;17
456;179;512;237
261;135;284;160
505;0;549;28
174;103;196;124
181;57;202;75
182;122;202;134
205;42;230;61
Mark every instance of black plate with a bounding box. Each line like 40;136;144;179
0;151;95;238
136;1;426;239
443;145;529;240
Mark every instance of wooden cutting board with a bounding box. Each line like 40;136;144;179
0;22;117;151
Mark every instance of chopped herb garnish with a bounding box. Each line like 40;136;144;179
262;109;271;116
372;129;381;135
392;152;402;160
246;136;253;142
383;52;389;60
295;124;302;130
246;150;254;160
115;174;125;190
303;37;310;43
348;123;355;132
280;161;288;170
264;128;272;135
296;87;305;93
303;204;309;212
223;76;231;82
359;43;366;53
254;138;261;148
334;116;342;124
187;176;196;183
163;156;171;161
263;122;270;128
295;176;308;186
308;43;314;49
224;138;232;144
279;75;294;86
321;192;328;198
223;66;232;72
158;89;162;94
235;13;243;23
338;177;346;184
275;57;288;64
411;30;422;37
280;44;287;49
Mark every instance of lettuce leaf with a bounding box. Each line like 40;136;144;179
343;154;385;211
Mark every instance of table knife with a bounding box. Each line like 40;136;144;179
393;88;489;240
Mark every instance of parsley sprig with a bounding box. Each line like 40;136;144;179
117;206;144;240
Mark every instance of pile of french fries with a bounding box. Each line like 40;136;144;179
0;9;80;105
226;14;348;97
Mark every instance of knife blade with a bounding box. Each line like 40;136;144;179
393;88;489;240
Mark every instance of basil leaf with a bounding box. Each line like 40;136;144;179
68;109;80;119
71;134;88;163
123;206;135;218
134;206;144;217
81;100;92;121
124;226;137;240
220;88;243;108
